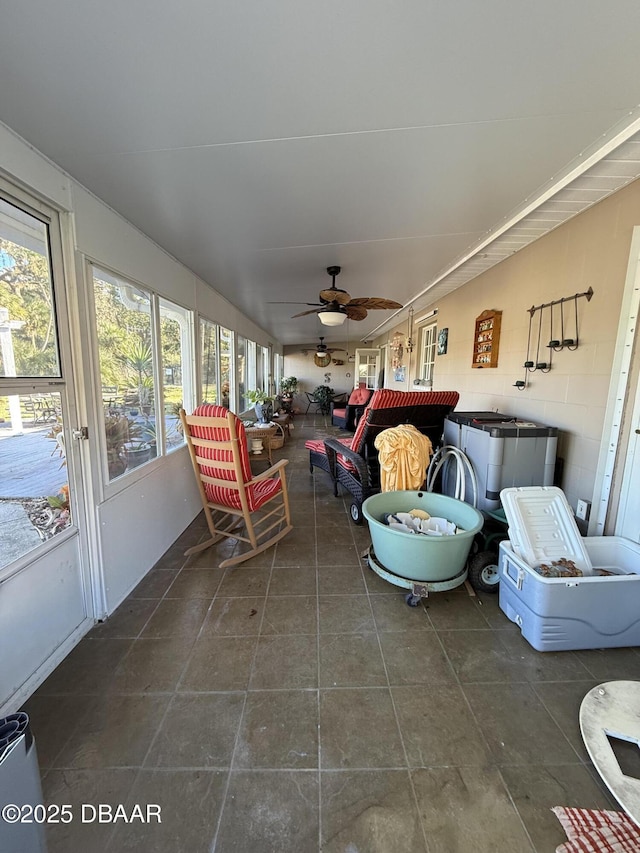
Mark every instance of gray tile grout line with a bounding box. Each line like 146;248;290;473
428;604;539;851
109;579;221;853
314;473;323;853
209;557;275;852
367;581;433;851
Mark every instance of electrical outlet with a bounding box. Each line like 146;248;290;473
576;499;591;522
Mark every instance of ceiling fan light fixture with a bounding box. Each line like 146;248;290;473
318;306;347;326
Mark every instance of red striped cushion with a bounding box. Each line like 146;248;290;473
304;436;358;472
552;807;640;853
204;476;283;511
189;404;282;511
305;437;352;454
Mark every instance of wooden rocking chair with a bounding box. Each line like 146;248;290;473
180;404;293;567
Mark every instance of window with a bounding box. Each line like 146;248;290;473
237;335;247;412
91;265;192;482
256;344;268;393
158;297;192;452
355;349;380;389
274;352;283;392
92;270;153;480
0;197;61;379
260;345;270;392
419;324;438;388
200;318;218;403
0;192;71;566
246;339;256;398
199;319;237;410
219;325;233;409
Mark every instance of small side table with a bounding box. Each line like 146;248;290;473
244;425;277;466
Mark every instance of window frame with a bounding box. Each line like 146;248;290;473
88;261;194;493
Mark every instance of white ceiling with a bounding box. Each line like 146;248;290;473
2;0;640;345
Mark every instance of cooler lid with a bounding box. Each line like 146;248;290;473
500;486;592;572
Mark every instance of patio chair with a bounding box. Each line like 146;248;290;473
180;404;293;567
304;391;325;414
101;386;121;414
306;389;459;523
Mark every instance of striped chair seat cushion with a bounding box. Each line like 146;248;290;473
191;403;283;511
304;436;358;472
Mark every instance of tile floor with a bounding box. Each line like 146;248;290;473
22;414;640;852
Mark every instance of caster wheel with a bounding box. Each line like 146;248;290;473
405;593;421;607
468;550;500;593
350;502;363;525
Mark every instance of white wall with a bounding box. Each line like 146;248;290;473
283;341;356;411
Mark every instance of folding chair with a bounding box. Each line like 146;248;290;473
180;404;293;567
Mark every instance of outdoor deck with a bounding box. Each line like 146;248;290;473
0;424;67;498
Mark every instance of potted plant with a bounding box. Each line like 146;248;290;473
312;385;334;415
104;415;133;478
246;389;273;424
123;437;152;468
280;376;298;397
279;376;298;414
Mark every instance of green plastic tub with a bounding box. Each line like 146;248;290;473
363;491;484;582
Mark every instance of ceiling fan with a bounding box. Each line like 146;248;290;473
283;266;403;326
299;336;348;357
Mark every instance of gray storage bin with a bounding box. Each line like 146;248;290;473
442;412;557;511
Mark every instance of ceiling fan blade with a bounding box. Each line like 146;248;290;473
345;304;368;321
291;307;323;318
348;297;403;310
319;287;351;305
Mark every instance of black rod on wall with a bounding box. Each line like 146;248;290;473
527;286;594;317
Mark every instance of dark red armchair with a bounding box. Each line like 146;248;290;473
330;382;373;431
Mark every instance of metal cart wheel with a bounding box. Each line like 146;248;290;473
350;501;363;525
405;593;421;607
468;550;500;593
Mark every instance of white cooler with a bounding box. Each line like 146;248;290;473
498;487;640;652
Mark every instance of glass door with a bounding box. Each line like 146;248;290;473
0;185;90;709
354;348;381;390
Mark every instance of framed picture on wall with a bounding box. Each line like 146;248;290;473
394;366;406;382
438;327;448;355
